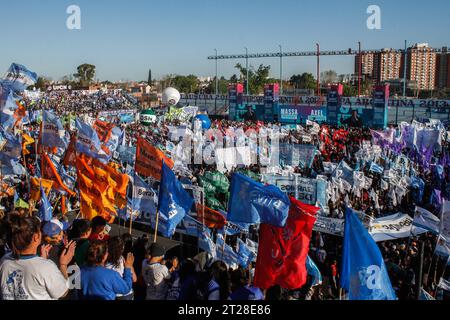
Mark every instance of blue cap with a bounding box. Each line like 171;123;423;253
42;219;68;237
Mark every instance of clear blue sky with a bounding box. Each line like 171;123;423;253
1;0;449;82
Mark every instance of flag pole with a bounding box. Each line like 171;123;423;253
417;240;425;299
153;210;160;243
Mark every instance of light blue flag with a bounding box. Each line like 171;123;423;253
75;119;111;163
341;207;396;300
236;238;255;267
105;126;123;154
39;186;53;222
369;162;384;174
156;161;194;238
182;214;203;237
227;173;290;227
198;227;216;258
1;63;37;92
215;234;239;268
0;128;22;161
0;90;20;130
132;173;157;214
306;256;322;287
41;110;66;148
218;209;250;236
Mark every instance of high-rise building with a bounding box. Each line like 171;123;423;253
373;49;402;83
435;47;450;89
401;43;437;91
354;52;374;77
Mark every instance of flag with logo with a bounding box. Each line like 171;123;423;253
412;206;440;235
0;91;25;131
227;173;290;227
253;197;319;290
155;161;194;238
41;110;66;148
76;119;111;163
132;173;158;214
41;153;75;196
1;63;37;92
341;207;396;300
135;137;174;180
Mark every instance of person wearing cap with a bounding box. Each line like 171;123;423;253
141;242;175;300
40;219;70;267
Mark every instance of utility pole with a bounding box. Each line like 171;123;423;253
316;43;320;96
358;41;362;97
279;45;283;95
403;40;408;97
214;49;218;95
245;47;249;95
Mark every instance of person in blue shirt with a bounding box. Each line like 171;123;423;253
229;267;264;300
80;240;134;300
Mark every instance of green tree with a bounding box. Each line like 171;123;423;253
234;63;272;94
343;83;357;96
206;76;229;94
289;73;316;90
33;76;51;91
172;74;200;93
73;64;96;87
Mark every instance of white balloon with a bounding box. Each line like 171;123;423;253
162;87;181;106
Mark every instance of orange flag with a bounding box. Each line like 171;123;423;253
62;134;77;167
30;177;54;201
93;120;115;143
195;203;227;229
61;195;67;215
135;137;174;180
22;134;34;156
41;153;76;196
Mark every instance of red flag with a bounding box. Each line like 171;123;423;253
253;197;319;290
135;137;174;180
195;203;226;229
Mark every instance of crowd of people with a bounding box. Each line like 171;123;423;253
0;87;449;301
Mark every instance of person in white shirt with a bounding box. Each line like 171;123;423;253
0;215;76;300
141;243;176;300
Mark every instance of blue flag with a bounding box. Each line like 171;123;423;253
1;63;37;92
39;186;53;222
75;119;111;163
369;162;383;174
198;227;216;258
236;238;255;267
41;110;66;148
0;90;20;130
227;173;290;227
132;173;158;214
306;256;322;287
341;208;396;300
215;234;239;268
156;161;194;238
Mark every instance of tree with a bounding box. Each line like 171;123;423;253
148;69;152;86
205;76;229;94
289;73;316;90
73;64;96;87
343;83;357;97
172;74;200;93
234;63;272;94
33;76;51;91
321;70;338;85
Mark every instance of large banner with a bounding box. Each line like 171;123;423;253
313;212;426;242
262;174;327;207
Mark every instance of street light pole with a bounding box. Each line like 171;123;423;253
245;47;249;95
214;49;218;95
358;41;362;97
403;40;408;97
316;43;320;96
279;45;283;95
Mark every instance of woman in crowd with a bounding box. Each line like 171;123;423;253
0;215;75;300
80;240;134;300
105;236;137;300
